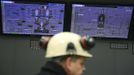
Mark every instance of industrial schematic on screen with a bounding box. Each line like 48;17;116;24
1;1;65;35
71;4;133;39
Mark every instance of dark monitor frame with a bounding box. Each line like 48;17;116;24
69;3;134;41
0;1;134;41
0;1;68;37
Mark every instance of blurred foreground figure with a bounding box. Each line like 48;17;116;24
38;32;95;75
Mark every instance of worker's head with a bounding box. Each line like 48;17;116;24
39;32;95;75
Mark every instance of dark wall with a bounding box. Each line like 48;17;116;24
0;36;44;75
4;0;134;4
0;35;134;75
30;0;134;4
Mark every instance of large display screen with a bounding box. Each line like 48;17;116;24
1;1;65;35
71;4;133;39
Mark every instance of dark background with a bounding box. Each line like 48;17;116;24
0;0;134;75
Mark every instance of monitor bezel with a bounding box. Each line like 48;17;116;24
0;1;67;36
70;3;134;40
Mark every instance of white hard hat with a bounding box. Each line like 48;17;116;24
39;32;95;58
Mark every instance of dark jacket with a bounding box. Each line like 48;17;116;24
38;61;67;75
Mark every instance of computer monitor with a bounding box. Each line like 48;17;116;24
71;4;133;39
1;1;65;35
